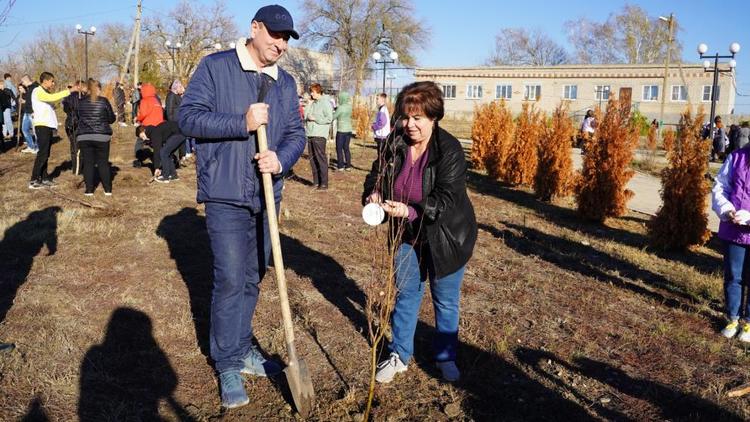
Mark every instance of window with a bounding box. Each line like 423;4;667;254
441;84;456;99
466;83;483;99
702;85;720;102
671;85;687;101
563;85;578;100
595;85;611;101
642;85;659;101
495;84;512;99
524;84;541;100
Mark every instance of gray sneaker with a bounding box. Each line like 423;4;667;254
219;370;249;409
40;179;56;188
375;352;408;383
240;344;282;377
28;180;43;190
436;361;460;382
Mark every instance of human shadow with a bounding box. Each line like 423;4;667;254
0;206;60;325
280;233;369;339
516;347;742;421
78;307;195;421
466;171;722;275
21;395;50;422
156;208;213;358
481;221;724;321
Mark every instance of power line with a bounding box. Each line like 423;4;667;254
4;6;136;27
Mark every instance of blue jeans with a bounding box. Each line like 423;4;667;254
389;243;465;364
205;201;272;374
22;114;36;150
2;108;11;137
724;241;750;319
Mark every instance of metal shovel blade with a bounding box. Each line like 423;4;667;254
285;358;315;418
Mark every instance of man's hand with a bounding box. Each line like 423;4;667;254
154;168;162;178
254;150;281;174
246;103;269;132
723;209;737;222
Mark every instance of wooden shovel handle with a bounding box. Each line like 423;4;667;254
257;125;299;364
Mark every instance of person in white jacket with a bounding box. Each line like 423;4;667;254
29;72;75;189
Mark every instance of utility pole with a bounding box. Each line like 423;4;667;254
119;3;139;85
658;13;674;135
133;0;142;85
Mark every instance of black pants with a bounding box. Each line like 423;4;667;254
31;126;53;182
375;137;387;158
160;133;186;178
335;132;352;169
308;136;328;187
79;141;112;193
65;126;78;172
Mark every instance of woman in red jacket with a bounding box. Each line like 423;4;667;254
135;83;164;127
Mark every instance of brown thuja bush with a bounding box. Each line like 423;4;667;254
575;98;640;221
352;101;372;141
502;102;544;185
534;102;575;201
647;108;711;249
470;100;514;179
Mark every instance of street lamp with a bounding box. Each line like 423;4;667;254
75;24;96;80
165;40;182;77
698;41;740;141
386;72;396;97
658;13;674;134
372;49;398;94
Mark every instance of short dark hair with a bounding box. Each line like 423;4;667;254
394;81;444;122
135;125;146;137
3;73;10;79
378;93;387;99
39;72;54;83
309;83;323;94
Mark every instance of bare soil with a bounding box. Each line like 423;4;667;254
0;126;747;421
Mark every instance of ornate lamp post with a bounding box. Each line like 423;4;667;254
75;24;97;80
698;41;740;139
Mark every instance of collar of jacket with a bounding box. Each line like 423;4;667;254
235;37;279;81
393;123;443;167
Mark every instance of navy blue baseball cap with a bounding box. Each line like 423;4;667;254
253;5;300;40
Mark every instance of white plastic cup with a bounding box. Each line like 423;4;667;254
362;203;385;226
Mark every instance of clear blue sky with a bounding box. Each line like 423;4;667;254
2;0;749;111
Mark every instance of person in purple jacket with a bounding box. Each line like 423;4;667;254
371;92;390;156
362;81;477;384
713;141;750;342
178;4;306;409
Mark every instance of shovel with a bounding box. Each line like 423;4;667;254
257;124;315;418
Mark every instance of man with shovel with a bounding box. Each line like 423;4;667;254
180;4;306;409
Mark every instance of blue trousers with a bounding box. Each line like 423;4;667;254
22;114;36;150
389;243;465;364
2;108;11;137
205;201;272;373
724;241;750;319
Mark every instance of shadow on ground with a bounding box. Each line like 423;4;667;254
156;208;213;357
78;307;195;421
0;206;60;325
467;170;722;275
515;347;742;421
481;221;724;322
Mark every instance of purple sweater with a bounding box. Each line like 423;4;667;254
393;147;430;222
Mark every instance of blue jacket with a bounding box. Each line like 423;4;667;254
180;46;306;211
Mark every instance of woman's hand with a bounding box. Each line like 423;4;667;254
382;200;409;218
367;192;382;204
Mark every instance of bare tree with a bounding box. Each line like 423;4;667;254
565;4;682;64
299;0;429;96
487;28;569;66
143;0;238;83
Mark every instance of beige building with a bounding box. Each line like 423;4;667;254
415;64;736;124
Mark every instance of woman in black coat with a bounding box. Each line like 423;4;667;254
362;81;477;384
76;79;115;195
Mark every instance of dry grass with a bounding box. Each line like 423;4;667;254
0;123;747;421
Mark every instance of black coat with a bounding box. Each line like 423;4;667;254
165;91;182;122
363;125;477;278
75;96;116;137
